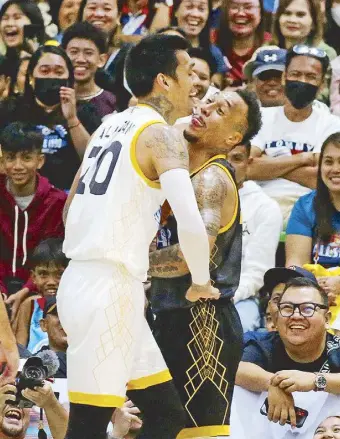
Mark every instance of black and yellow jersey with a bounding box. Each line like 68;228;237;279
150;155;242;312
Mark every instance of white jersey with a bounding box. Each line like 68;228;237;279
63;105;166;280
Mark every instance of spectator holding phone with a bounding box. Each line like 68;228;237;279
236;277;340;427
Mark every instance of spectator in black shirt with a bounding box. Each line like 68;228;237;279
0;45;101;190
237;277;340;427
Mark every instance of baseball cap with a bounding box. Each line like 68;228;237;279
43;295;58;318
263;266;317;294
243;46;287;80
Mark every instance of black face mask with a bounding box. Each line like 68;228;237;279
285;80;318;110
34;78;68;107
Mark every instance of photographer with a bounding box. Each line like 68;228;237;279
0;379;67;439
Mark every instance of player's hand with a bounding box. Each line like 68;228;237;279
22;382;55;409
186;281;220;302
267;384;296;428
111;400;143;437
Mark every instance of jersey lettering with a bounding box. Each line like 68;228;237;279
76;141;122;195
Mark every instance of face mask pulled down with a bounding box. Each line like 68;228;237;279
285;80;318;110
34;78;68;107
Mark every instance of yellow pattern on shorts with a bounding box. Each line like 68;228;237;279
184;300;229;427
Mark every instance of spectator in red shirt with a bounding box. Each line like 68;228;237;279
217;0;265;87
0;122;66;318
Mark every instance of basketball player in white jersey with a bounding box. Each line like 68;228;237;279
57;34;220;439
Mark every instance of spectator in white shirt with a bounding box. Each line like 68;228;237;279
228;143;282;332
248;44;340;227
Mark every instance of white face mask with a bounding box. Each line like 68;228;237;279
331;4;340;27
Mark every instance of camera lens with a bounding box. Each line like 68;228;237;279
24;366;44;381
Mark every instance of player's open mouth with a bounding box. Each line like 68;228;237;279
5;408;22;425
191;116;205;128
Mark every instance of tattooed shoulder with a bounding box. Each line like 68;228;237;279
145;124;188;161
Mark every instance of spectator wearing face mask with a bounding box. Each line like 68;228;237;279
248;45;340;228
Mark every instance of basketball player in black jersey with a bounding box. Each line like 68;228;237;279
148;90;262;438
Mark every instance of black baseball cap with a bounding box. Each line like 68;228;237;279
43;296;58;318
263;266;317;294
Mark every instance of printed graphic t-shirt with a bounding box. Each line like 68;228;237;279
252;105;340;202
287;190;340;267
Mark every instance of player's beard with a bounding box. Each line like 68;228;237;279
183;129;199;143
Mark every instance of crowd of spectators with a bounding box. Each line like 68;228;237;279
2;0;340;437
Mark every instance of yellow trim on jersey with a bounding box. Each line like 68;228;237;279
190;154;226;177
177;425;230;438
191;158;239;234
127;369;172;390
69;391;125;408
130;120;165;189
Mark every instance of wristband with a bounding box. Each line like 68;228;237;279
68;120;80;130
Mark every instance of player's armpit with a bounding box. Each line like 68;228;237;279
142;124;189;176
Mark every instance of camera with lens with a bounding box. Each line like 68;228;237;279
6;350;59;408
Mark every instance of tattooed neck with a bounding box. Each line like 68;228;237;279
139;95;175;124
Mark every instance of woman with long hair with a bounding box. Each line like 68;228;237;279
325;0;340;55
286;132;340;304
0;45;101;190
171;0;227;87
272;0;336;103
217;0;265;87
0;0;46;95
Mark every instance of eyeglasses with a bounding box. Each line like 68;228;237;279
278;302;328;318
292;45;327;59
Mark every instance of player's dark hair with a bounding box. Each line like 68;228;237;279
31;238;69;269
156;26;188;39
280;277;328;307
125;34;190;98
314;132;340;241
235;89;262;144
0;122;43;153
188;47;216;75
62;21;108;54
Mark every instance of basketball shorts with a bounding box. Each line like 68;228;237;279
57;260;171;408
153;299;243;438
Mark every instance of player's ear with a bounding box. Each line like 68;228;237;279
156;73;170;91
225;132;242;147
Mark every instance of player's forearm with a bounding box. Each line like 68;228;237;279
149;245;189;278
247;155;303;180
160;169;210;285
236;362;274;393
44;397;68;439
284;166;317;189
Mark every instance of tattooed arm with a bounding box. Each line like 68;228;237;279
149;166;229;278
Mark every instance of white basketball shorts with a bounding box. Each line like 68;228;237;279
57;260;171;408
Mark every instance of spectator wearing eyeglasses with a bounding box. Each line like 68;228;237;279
248;45;340;228
236;277;340;427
